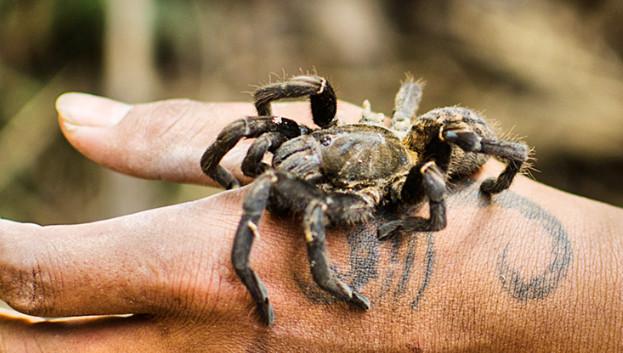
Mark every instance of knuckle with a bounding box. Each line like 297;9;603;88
0;228;57;316
116;98;200;173
149;98;195;124
162;248;238;317
1;256;54;315
123;98;197;148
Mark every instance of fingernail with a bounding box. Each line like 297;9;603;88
56;92;132;128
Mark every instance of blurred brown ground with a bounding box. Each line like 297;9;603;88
1;0;622;225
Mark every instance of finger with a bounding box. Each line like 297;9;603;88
0;191;246;319
56;93;363;186
0;313;173;353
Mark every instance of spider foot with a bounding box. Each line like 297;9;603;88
256;297;275;326
378;217;441;238
377;220;403;240
479;155;525;195
350;290;371;310
480;176;511;195
249;270;275;326
333;279;370;310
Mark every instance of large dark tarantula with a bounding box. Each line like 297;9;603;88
200;74;529;326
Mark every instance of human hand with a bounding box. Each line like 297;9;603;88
0;95;621;352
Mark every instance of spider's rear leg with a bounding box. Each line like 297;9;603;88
391;75;423;138
440;119;529;194
378;161;447;240
361;76;425;137
359;99;385;127
254;75;337;128
200;116;307;189
232;171;277;325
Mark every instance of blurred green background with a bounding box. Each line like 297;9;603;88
1;0;622;225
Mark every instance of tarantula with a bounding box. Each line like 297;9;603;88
200;74;528;326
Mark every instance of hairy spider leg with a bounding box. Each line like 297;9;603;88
391;76;423;138
232;172;276;325
378;161;447;239
241;132;289;177
358;76;424;135
254;75;337;128
232;171;373;325
271;174;372;309
200;116;308;189
477;140;528;194
438;115;528;194
359;99;385;127
408;107;528;194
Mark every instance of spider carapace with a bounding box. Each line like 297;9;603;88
201;74;529;325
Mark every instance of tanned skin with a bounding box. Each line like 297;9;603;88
0;95;620;352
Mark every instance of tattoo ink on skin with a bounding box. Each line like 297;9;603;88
294;181;572;308
294;214;435;308
452;180;572;301
411;233;434;309
347;222;381;291
490;192;572;300
394;234;418;298
377;236;401;300
293;221;380;304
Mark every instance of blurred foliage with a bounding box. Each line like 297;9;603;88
0;0;622;225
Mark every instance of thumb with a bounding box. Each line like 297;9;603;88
56;93;363;186
56;93;246;186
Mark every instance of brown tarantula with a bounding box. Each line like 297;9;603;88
201;74;528;326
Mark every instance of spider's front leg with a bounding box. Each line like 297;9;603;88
435;110;529;194
232;171;371;326
269;174;372;309
378;161;447;240
241;132;289;177
231;171;277;325
200;116;308;189
304;199;371;310
254;75;337;128
414;107;529;195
